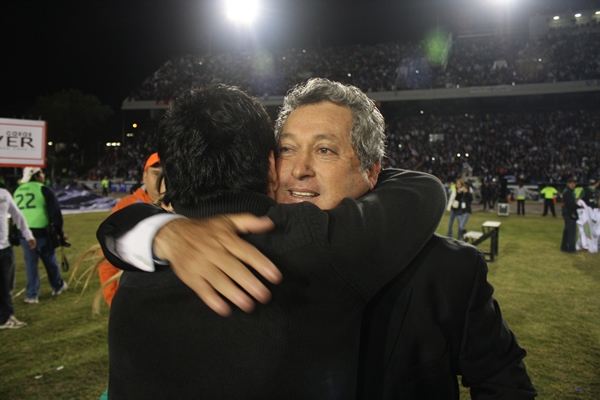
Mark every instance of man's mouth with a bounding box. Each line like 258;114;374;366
289;190;319;198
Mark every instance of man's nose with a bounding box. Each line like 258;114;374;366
291;151;315;179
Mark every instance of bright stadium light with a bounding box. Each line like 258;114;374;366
574;13;582;18
553;15;560;20
226;0;259;24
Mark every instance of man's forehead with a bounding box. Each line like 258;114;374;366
280;103;353;141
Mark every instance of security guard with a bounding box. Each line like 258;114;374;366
14;167;67;303
101;176;110;196
540;183;558;217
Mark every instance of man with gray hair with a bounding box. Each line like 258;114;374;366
99;78;535;399
98;81;446;399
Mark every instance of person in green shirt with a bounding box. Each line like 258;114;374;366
14;167;68;303
540;183;558;217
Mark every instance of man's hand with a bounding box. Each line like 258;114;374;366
153;214;282;317
27;239;36;250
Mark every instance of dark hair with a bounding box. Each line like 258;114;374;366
158;84;276;208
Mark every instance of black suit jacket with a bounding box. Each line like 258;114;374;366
358;234;536;399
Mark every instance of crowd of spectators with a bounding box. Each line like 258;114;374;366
87;130;158;184
127;21;600;101
384;109;600;185
89;22;600;186
89;107;599;188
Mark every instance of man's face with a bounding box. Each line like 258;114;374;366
275;101;380;210
143;165;162;203
568;181;576;190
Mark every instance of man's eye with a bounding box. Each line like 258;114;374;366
318;148;332;154
279;146;290;153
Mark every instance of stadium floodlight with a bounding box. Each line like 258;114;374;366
553;15;560;20
575;13;582;18
225;0;259;24
596;11;600;15
48;141;53;146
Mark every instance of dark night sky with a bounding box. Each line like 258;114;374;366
2;0;597;119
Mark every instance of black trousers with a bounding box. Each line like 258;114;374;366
517;199;525;215
561;216;577;252
543;199;555;216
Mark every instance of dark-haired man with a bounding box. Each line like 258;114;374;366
99;79;535;399
100;82;447;399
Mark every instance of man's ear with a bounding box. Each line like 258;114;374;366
366;161;381;191
266;151;279;199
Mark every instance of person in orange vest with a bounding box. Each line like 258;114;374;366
97;153;161;306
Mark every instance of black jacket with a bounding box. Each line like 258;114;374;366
97;169;535;399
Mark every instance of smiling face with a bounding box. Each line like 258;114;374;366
275;101;380;210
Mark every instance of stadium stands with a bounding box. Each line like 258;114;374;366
92;20;600;186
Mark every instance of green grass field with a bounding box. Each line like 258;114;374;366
1;204;599;399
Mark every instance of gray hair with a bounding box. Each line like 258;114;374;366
274;78;386;171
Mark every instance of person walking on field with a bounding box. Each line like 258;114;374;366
540;183;558;217
0;188;35;329
14;167;68;304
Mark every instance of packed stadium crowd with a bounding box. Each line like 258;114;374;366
89;22;600;185
384;109;600;184
126;21;600;101
90;107;599;186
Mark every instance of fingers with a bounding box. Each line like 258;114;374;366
223;237;282;285
219;214;282;284
154;215;280;315
205;254;273;304
190;278;233;317
223;214;275;234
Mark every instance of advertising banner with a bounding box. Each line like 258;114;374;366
0;117;46;167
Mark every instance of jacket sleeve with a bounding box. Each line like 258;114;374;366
270;169;446;301
563;191;578;212
332;169;446;299
96;203;170;272
8;194;34;241
459;251;537;399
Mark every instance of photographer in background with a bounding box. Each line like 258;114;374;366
14;167;68;304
